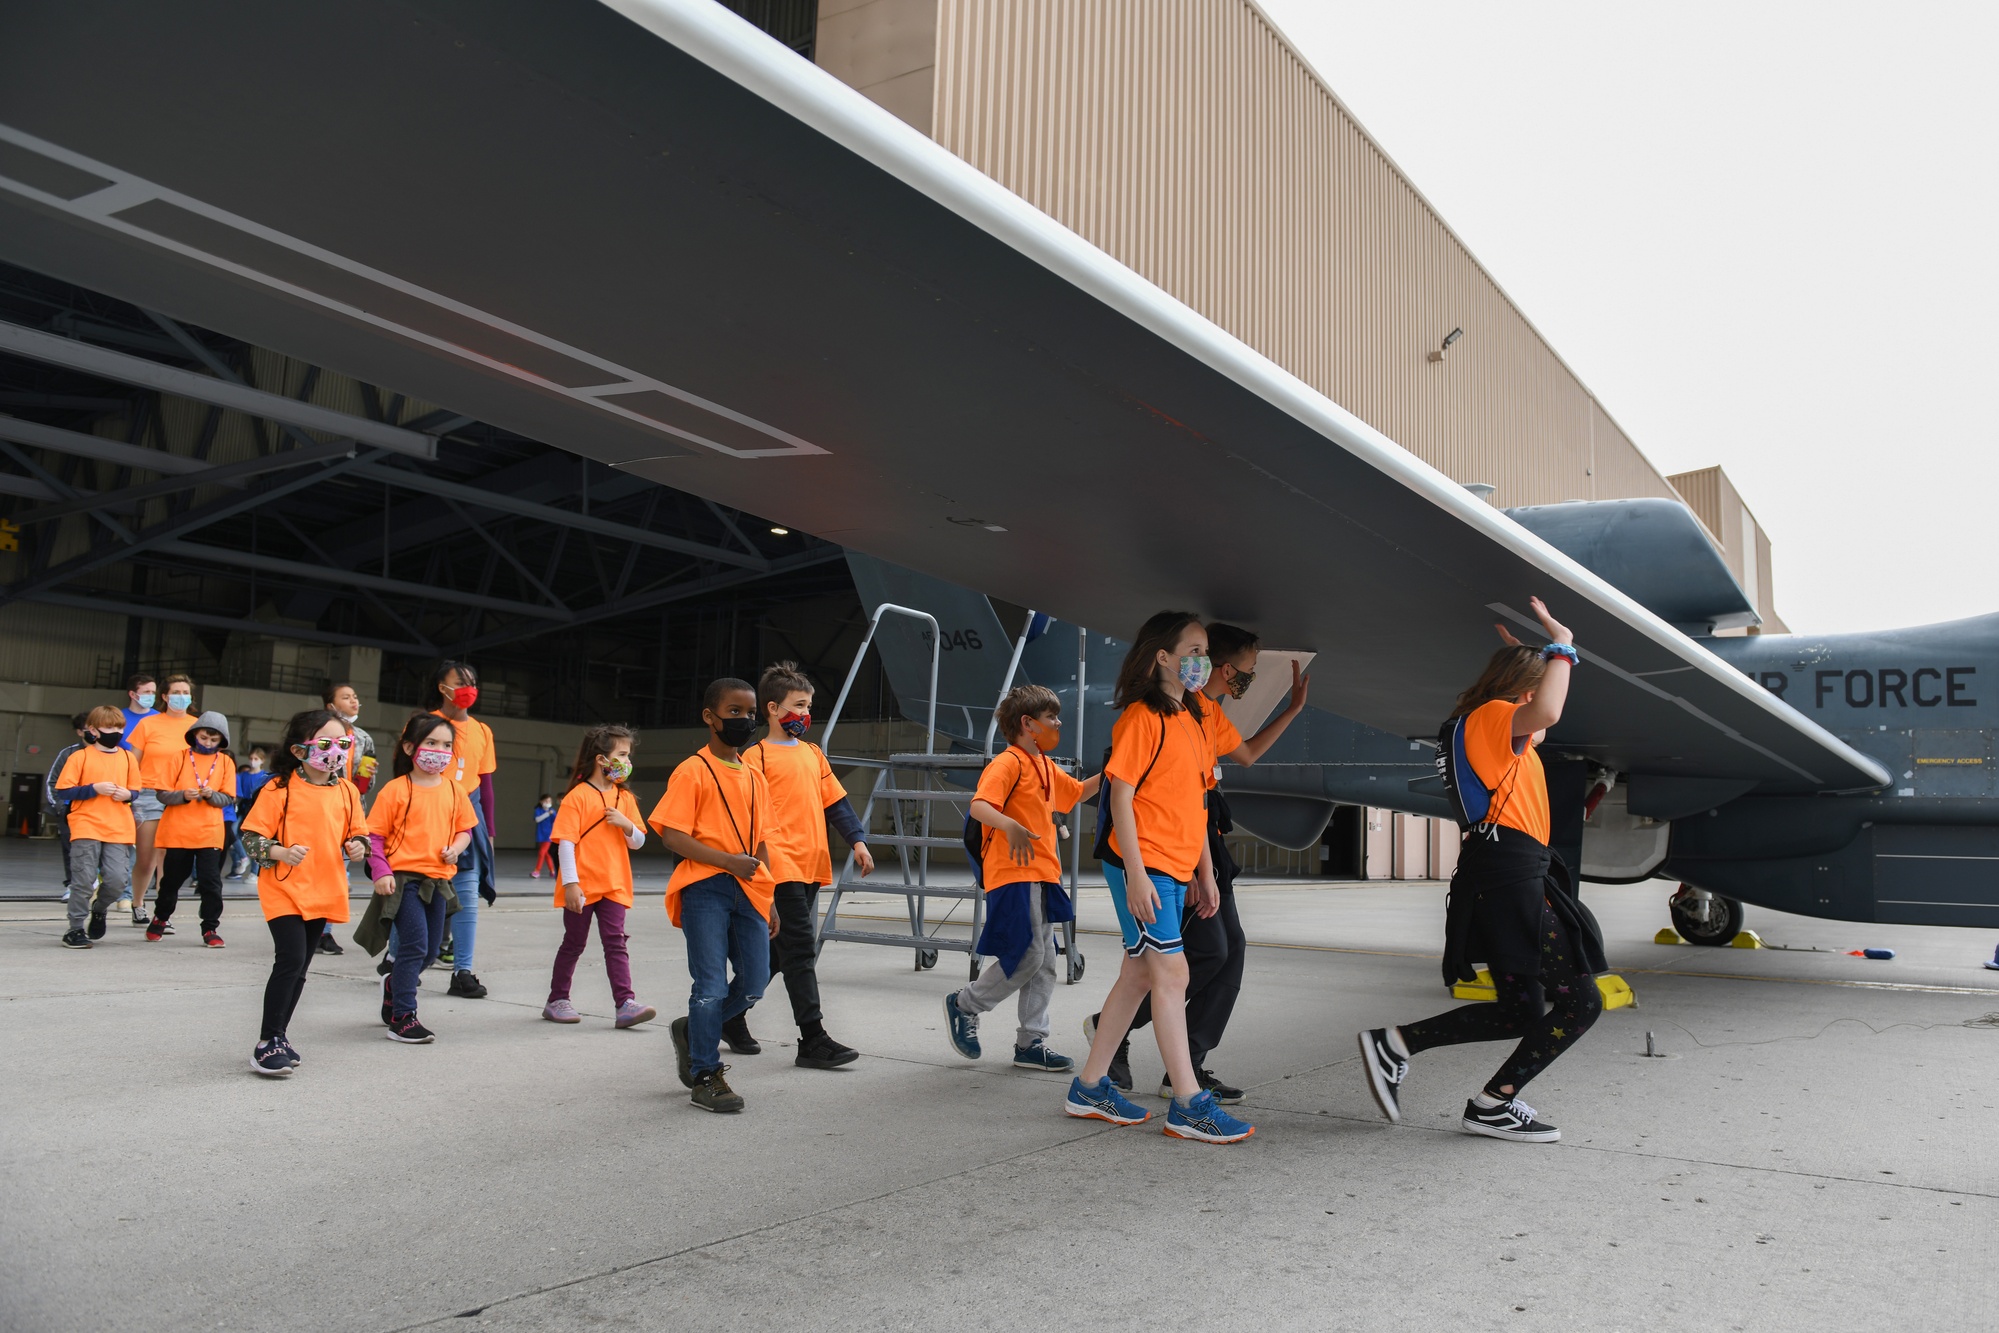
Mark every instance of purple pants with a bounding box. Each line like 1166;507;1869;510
548;898;634;1005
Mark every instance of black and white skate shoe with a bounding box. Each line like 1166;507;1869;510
1357;1028;1408;1123
1461;1096;1560;1143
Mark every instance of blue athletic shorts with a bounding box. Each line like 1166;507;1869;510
1104;864;1187;958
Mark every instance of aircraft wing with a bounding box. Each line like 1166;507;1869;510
0;0;1890;795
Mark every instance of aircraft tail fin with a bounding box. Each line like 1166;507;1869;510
843;553;1021;746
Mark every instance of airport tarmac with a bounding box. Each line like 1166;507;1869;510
2;844;1995;1332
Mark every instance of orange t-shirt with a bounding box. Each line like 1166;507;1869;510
129;710;197;790
974;744;1085;890
1103;702;1211;883
742;739;848;886
552;781;646;907
154;749;238;849
241;776;368;923
1193;693;1244;790
1462;699;1550;846
430;710;497;801
367;775;479;878
648;751;774;925
55;746;141;843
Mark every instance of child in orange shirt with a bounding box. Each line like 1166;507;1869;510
739;661;875;1069
240;710;368;1077
649;678;776;1114
943;685;1098;1073
54;705;140;949
363;713;480;1044
148;710;238;947
542;724;655;1029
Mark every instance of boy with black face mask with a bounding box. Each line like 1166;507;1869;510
54;706;141;949
648;678;778;1114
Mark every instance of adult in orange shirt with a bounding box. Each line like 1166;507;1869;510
1106;621;1312;1101
649;677;776;1114
427;660;497;999
239;709;368;1077
736;662;875;1070
1065;612;1252;1145
1357;597;1606;1145
147;710;238;948
54;705;140;949
943;685;1098;1073
541;723;655;1030
127;672;199;925
363;713;479;1044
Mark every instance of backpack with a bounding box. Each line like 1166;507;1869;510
1435;712;1525;832
1089;718;1169;871
962;749;1031;891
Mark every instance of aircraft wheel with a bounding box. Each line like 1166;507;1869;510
1669;886;1744;946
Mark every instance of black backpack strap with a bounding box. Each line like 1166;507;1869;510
696;754;755;855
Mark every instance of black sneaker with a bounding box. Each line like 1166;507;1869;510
250;1041;294;1077
88;907;108;940
1156;1068;1244;1104
1358;1028;1408;1123
796;1031;859;1069
386;1013;436;1044
317;933;343;956
1461;1096;1560;1143
61;928;91;949
381;975;394;1027
670;1016;695;1088
721;1013;760;1055
690;1067;744;1113
276;1037;303;1067
447;971;487;999
1108;1038;1133;1091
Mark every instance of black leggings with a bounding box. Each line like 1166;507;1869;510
262;915;326;1041
1400;900;1602;1097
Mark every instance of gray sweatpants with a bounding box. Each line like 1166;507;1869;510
955;887;1056;1049
67;840;134;931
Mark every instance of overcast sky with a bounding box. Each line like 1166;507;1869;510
1258;1;1998;635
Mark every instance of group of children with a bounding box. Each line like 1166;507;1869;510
52;601;1606;1149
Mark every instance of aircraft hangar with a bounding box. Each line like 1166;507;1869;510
0;0;1783;864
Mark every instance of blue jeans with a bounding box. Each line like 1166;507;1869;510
391;883;451;1016
447;814;486;972
680;874;770;1077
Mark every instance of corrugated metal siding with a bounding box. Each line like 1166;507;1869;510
931;0;1684;509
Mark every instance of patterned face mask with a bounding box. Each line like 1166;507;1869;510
1177;654;1213;692
296;735;354;772
601;755;633;783
412;746;453;775
778;711;811;739
1222;663;1255;699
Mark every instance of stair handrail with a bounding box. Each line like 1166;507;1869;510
820;602;941;756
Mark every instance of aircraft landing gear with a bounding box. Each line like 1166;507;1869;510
1669;885;1744;946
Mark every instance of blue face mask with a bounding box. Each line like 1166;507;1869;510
1177;655;1212;692
167;692;192;712
136;691;157;710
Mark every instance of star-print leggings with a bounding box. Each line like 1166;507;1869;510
1399;900;1603;1096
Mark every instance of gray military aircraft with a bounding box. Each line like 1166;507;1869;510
3;2;1980;948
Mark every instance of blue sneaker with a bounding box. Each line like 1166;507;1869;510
1064;1075;1150;1125
1164;1088;1255;1143
943;993;980;1059
1013;1041;1075;1072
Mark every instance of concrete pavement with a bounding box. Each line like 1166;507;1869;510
2;849;1995;1331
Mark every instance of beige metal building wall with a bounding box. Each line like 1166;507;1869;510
897;0;1680;510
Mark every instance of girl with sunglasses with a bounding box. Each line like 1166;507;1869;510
238;710;368;1076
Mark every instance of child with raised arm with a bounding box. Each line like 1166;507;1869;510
942;685;1098;1073
1065;612;1254;1143
148;710;238;947
649;678;777;1114
542;725;655;1030
54;706;140;950
239;710;369;1076
738;662;874;1069
356;713;479;1045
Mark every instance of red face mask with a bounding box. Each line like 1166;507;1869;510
448;685;478;710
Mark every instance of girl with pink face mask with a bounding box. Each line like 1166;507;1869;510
354;713;480;1044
